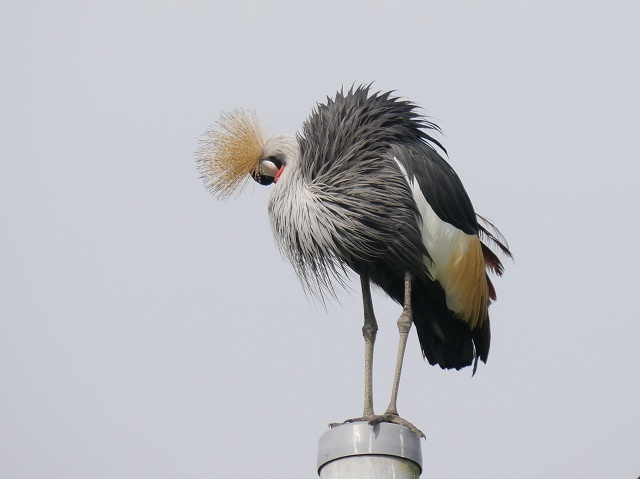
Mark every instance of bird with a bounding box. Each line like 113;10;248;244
197;85;511;436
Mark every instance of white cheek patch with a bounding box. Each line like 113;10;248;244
259;160;279;177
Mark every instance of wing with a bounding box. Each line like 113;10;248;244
389;142;479;235
390;141;489;329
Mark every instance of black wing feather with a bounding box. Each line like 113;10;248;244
390;142;479;235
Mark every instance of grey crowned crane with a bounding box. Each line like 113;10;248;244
197;85;511;436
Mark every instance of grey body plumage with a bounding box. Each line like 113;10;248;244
270;89;435;298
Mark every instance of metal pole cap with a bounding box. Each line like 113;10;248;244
317;421;423;475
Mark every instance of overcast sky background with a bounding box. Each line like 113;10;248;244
2;1;639;478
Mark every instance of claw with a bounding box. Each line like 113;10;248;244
329;416;368;428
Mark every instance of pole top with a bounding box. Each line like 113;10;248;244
317;421;423;473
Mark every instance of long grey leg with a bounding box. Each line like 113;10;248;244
332;272;423;437
360;274;378;418
385;272;413;416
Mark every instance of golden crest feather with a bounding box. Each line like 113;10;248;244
196;109;266;198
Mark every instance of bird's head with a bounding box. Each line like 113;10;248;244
197;110;298;198
253;135;299;186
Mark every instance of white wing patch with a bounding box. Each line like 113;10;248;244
394;159;488;328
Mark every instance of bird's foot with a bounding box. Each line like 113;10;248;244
329;414;425;438
368;413;425;438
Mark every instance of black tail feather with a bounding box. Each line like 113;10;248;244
477;215;513;264
411;277;482;370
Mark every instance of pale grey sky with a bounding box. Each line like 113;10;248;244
1;1;639;478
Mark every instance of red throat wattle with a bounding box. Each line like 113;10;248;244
274;165;285;183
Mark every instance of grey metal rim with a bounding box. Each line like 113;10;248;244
317;421;423;472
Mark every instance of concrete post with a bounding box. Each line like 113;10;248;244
317;421;423;478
